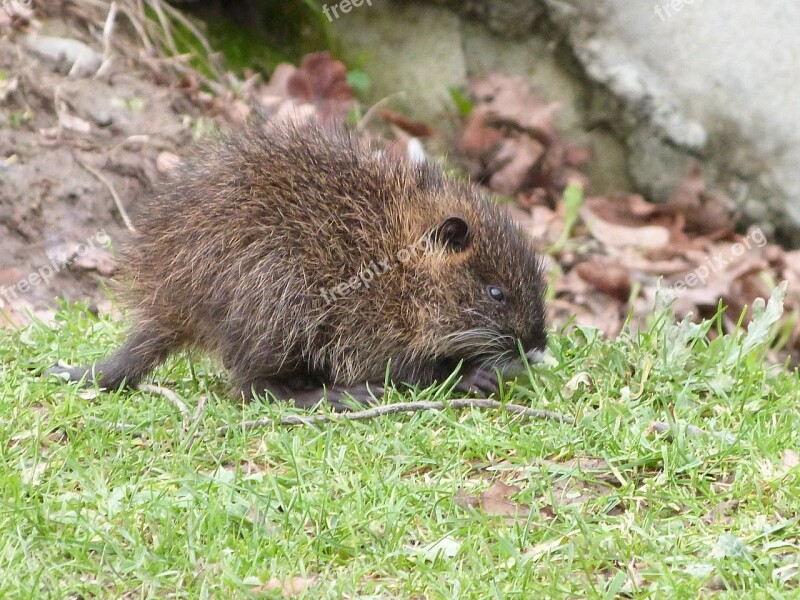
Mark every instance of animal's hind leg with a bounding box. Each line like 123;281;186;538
48;322;179;390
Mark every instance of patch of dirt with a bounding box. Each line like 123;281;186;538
0;19;203;325
0;3;360;327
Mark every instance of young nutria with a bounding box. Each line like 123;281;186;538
49;120;547;410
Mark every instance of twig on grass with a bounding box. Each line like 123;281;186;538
139;383;189;422
191;395;208;429
211;399;575;437
84;396;573;440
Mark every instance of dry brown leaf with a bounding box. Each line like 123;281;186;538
470;73;560;140
666;166;735;234
488;136;546;196
454;481;532;520
574;260;632;301
581;206;670;250
459;105;503;157
453;488;480;509
257;52;353;123
288;52;350;101
482;481;531;518
506;204;562;246
620;250;692;276
461;73;588;204
379;109;435;138
585;194;663;227
668;252;768;318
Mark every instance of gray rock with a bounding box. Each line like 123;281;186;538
543;0;800;237
332;0;800;237
429;0;545;38
332;2;466;121
22;35;103;78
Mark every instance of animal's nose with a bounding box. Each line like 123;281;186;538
521;328;547;356
525;348;546;364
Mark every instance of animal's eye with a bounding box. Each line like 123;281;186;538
486;285;507;303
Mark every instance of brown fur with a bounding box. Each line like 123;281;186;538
51;121;547;405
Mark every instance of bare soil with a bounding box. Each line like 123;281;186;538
0;32;203;325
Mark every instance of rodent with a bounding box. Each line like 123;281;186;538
49;120;547;410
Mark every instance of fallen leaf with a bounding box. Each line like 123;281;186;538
470;73;561;140
459;105;503;157
574;260;632;301
286;51;353;122
581;206;670;249
506;204;562;245
488;136;546;196
481;481;531;518
379;109;435;137
666;166;735;234
563;372;592;397
454;481;532;520
416;536;462;562
461;73;588;204
453;488;479;510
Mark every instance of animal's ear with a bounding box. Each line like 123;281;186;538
430;215;471;252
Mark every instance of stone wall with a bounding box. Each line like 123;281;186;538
331;0;800;241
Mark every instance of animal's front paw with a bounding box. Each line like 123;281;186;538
455;366;500;397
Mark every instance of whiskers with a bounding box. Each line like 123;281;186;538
476;348;526;376
439;327;540;376
440;328;520;370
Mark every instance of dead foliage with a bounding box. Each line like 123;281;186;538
452;73;798;359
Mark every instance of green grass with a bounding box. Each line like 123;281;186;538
1;287;799;598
